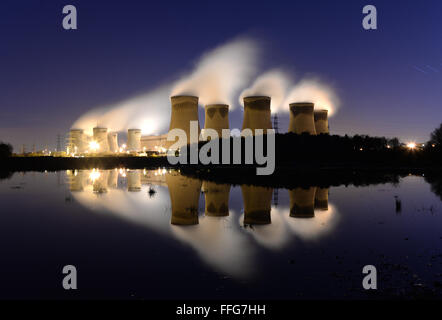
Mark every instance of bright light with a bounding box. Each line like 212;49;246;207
407;142;416;149
89;169;101;182
89;141;100;152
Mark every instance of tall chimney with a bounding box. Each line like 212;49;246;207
93;127;110;152
242;96;272;134
314;109;329;134
202;181;230;216
166;95;200;149
241;185;273;224
289;187;316;218
288;102;317;135
203;104;229;139
127;129;141;152
166;171;202;225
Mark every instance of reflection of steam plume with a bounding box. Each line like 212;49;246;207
284;78;340;117
165;172;202;225
172;38;259;107
239;69;292;112
202;181;230;216
241;185;273;225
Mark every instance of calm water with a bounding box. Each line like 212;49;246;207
0;169;441;299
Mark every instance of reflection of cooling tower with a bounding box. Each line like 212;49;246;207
93;171;108;193
315;187;329;211
241;185;273;224
108;133;119;152
242;96;272;134
69;129;85;153
166;96;200;148
166;172;202;225
288;103;317;135
107;170;118;188
203;104;229;138
127;170;141;192
289;187;316;218
314;109;329;134
127;129;141;152
67;170;85;192
93;127;110;152
202;181;230;216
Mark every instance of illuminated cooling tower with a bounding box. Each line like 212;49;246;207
288;102;317;135
166;171;202;225
314;187;329;211
93;127;110;152
108;132;119;152
203;104;229;139
202;181;230;216
314;109;329;135
92;170;108;194
241;185;273;225
127;129;141;152
166;95;200;149
289;187;316;218
69;129;85;153
107;170;118;189
242;96;272;134
127;170;142;192
67;170;85;192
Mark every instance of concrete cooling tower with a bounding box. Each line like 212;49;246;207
69;129;85;154
108;133;119;153
92;170;109;194
93;127;110;152
314;109;329;135
314;187;329;211
289;187;317;218
67;170;85;192
242;96;272;134
166;171;202;225
166;95;200;149
288;102;317;135
107;170;118;189
127;170;142;192
202;181;230;216
241;185;273;225
127;129;141;152
203;104;229;139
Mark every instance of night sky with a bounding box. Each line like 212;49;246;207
1;0;441;151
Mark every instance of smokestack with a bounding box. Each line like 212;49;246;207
203;104;229;139
242;96;272;134
241;185;273;225
69;129;85;153
202;181;230;216
166;95;200;149
127;129;141;152
314;109;329;135
127;170;141;192
288;102;317;135
289;187;316;218
166;171;202;225
314;187;329;211
93;127;110;152
108;132;119;152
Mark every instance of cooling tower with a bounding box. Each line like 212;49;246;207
127;129;141;152
242;96;272;134
203;104;229;139
289;187;317;218
92;170;108;194
241;185;273;225
288;102;317;135
202;181;230;216
107;170;118;189
127;170;142;192
108;132;119;153
69;129;85;153
67;170;85;192
314;187;329;211
93;127;110;152
166;95;200;149
314;109;329;135
166;171;202;225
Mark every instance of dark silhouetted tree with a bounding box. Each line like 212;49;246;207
429;123;442;147
0;142;13;157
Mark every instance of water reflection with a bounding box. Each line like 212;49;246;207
66;169;340;278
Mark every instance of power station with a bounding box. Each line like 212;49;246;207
203;104;229;139
288;102;317;135
242;96;273;134
314;109;329;135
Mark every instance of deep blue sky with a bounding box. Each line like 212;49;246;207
1;0;441;151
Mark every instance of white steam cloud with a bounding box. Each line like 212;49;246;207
239;69;292;113
171;37;260;107
284;78;340;116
